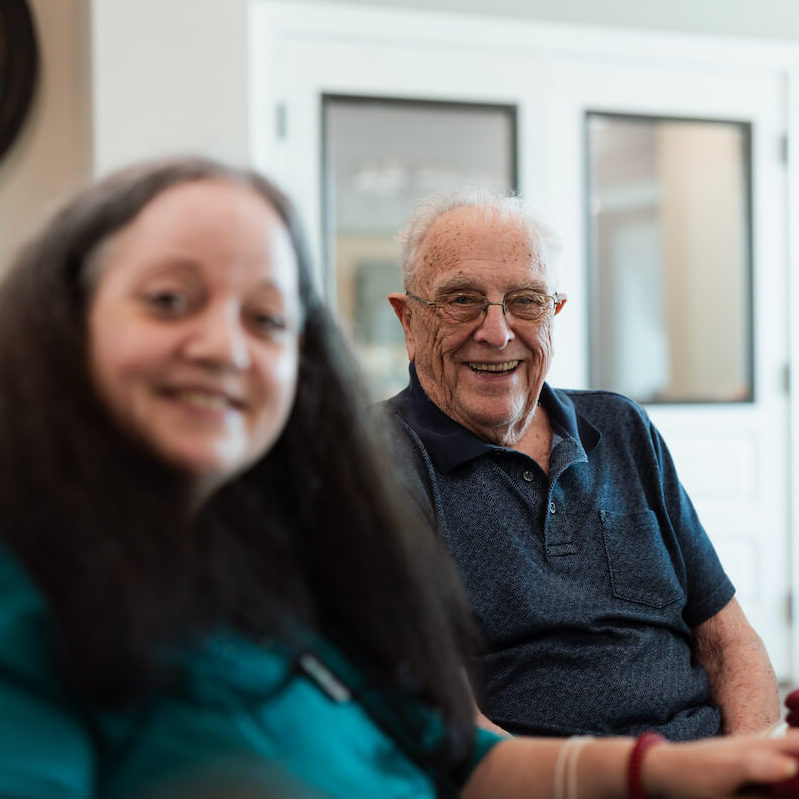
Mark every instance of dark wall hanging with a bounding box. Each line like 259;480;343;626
0;0;39;162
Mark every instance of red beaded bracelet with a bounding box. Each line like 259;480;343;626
627;732;666;799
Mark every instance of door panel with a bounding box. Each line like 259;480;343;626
323;95;517;398
546;58;789;673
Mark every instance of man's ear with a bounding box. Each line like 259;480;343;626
388;292;416;361
388;292;410;328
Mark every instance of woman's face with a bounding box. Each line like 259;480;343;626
87;178;302;497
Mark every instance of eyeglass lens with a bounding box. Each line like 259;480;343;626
439;291;554;323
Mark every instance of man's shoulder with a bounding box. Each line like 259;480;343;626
382;385;413;419
376;389;429;463
378;388;415;441
375;392;440;525
553;386;650;421
380;384;446;445
547;387;656;446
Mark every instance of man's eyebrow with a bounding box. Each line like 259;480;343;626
434;279;551;295
508;281;551;292
434;279;484;294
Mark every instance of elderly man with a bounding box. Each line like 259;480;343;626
384;187;779;740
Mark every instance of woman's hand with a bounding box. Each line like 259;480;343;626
643;732;799;799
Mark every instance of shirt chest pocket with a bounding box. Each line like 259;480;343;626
600;509;684;608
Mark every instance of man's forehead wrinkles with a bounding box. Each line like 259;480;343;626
421;219;537;268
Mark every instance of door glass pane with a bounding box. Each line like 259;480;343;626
323;95;517;398
586;113;752;403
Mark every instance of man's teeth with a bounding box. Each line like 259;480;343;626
469;361;519;373
178;391;230;409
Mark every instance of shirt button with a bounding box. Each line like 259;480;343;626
523;471;534;482
549;501;556;514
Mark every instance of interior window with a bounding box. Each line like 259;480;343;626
586;112;752;403
323;95;517;398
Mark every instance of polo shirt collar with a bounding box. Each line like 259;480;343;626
400;364;599;473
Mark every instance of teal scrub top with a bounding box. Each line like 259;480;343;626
0;543;501;798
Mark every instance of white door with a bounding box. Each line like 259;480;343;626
544;57;792;676
250;0;797;678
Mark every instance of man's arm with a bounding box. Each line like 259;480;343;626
693;596;780;734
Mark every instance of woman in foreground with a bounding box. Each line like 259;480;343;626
0;155;796;798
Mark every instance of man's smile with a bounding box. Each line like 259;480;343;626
468;360;520;375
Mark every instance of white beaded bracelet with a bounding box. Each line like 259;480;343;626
553;735;595;799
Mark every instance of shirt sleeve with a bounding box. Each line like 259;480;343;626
648;420;736;627
0;544;96;798
470;726;505;770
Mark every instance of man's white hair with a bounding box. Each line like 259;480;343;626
395;185;561;289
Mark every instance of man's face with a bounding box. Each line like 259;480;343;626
389;206;564;446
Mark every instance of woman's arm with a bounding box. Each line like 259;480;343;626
464;732;799;799
464;737;631;799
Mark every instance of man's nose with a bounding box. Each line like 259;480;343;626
184;305;251;370
473;302;513;349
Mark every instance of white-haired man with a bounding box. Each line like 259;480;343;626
384;187;779;740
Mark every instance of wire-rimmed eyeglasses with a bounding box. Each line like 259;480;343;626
406;289;566;325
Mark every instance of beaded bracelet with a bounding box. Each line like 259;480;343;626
627;732;666;799
554;735;595;799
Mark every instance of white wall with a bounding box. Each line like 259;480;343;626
90;0;250;175
319;0;799;39
4;0;799;272
86;0;799;177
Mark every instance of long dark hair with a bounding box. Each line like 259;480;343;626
0;157;476;779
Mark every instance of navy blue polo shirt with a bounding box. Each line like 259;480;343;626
385;366;735;740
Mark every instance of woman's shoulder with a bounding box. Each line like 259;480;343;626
0;535;76;698
0;539;97;798
0;539;55;666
